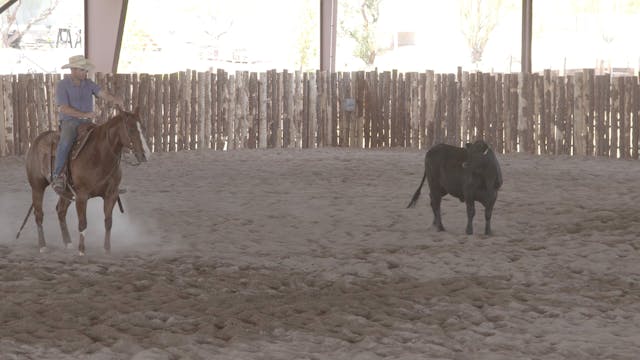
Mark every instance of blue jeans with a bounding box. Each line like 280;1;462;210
53;118;91;176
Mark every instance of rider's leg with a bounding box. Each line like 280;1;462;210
53;119;81;177
52;119;83;193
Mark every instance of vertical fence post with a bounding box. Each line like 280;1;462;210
259;72;268;149
0;75;7;156
573;73;587;156
390;70;398;148
147;74;156;152
533;73;543;154
248;72;258;149
410;72;419;148
554;75;567;155
275;71;283;148
483;73;494;148
460;71;470;145
624;76;634;159
425;71;435;148
518;72;535;153
330;71;338;147
611;77;621;158
293;71;303;148
282;70;291;148
341;72;352;147
209;72;217;150
543;70;554;155
226;73;236;150
585;70;595;156
632;76;639;159
197;72;206;150
495;73;504;153
364;70;374;148
169;73;178;152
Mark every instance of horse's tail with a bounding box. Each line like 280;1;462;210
117;196;125;213
16;204;34;239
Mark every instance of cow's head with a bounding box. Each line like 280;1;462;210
462;140;491;171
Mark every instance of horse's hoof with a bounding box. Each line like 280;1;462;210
39;247;48;253
65;243;73;250
78;251;85;256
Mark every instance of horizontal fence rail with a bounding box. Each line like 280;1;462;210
1;68;639;158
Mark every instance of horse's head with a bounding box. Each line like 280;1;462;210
117;107;151;163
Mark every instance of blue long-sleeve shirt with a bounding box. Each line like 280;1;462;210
55;76;101;121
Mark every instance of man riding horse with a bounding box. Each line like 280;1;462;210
51;55;124;195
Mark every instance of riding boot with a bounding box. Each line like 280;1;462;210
51;173;67;195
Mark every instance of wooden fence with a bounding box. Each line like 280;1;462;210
1;68;639;158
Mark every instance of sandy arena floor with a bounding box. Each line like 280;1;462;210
1;148;640;359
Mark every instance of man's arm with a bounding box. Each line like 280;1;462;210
97;90;124;108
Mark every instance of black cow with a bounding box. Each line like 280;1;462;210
407;140;503;235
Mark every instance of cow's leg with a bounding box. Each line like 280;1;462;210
465;200;476;235
103;194;118;254
429;191;445;231
31;186;46;251
75;195;88;256
483;191;497;235
56;197;73;248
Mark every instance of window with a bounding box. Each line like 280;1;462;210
0;0;84;74
335;0;521;73
119;0;320;73
533;0;640;75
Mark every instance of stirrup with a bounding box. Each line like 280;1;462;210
51;176;66;193
51;174;73;200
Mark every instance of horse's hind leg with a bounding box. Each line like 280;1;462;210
56;197;73;248
31;186;46;251
103;194;118;254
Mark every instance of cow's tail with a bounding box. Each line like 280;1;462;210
407;167;428;208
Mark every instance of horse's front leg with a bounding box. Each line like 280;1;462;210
103;193;118;254
75;195;88;256
56;197;73;249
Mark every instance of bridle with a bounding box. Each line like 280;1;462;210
106;113;145;166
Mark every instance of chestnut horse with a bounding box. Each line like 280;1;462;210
20;108;150;255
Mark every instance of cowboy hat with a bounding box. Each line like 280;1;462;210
61;55;94;71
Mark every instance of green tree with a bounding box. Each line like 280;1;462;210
340;0;383;67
